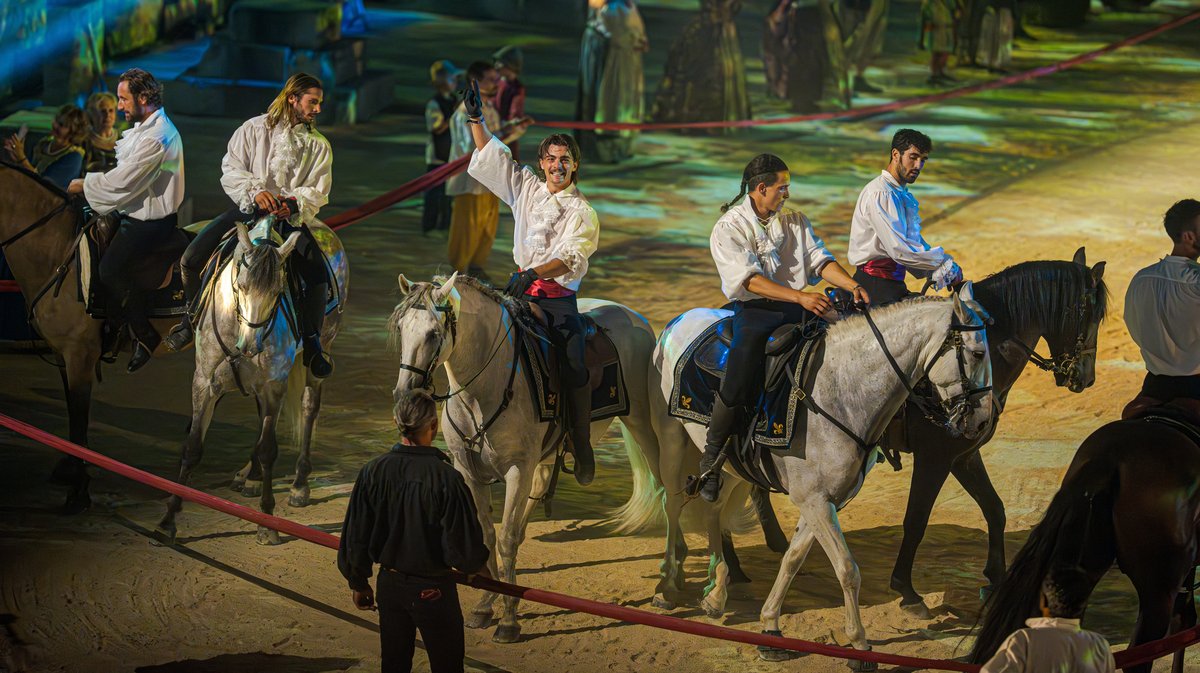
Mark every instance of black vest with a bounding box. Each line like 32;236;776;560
431;93;456;163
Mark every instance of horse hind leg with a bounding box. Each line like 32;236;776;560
53;347;99;514
890;448;952;618
950;449;1007;602
288;375;323;508
652;485;688;610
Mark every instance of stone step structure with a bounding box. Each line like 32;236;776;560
168;0;394;124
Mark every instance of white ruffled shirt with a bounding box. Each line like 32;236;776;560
1125;256;1200;376
467;136;599;291
980;618;1115;673
710;199;836;301
847;170;949;275
83;108;184;220
219;114;332;224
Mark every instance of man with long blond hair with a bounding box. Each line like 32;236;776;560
166;72;334;377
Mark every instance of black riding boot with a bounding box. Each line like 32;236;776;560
125;296;160;374
698;397;738;502
566;379;594;486
164;264;203;352
301;282;333;378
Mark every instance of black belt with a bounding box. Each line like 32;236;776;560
381;567;452;582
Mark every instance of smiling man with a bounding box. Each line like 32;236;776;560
848;128;962;305
697;153;868;502
462;77;599;486
164;72;334;377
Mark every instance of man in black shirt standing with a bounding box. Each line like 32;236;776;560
338;390;491;673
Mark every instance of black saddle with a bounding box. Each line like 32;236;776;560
77;212;192;321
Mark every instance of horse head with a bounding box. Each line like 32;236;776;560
233;218;302;355
391;271;460;400
923;282;994;440
1049;247;1106;392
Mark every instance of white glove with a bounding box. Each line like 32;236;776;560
932;259;962;291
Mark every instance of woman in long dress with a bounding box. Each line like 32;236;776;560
575;0;610;163
651;0;750;130
594;0;648;163
763;0;828;112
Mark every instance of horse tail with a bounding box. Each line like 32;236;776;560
969;445;1118;664
611;420;666;534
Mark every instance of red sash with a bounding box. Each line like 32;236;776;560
861;259;907;282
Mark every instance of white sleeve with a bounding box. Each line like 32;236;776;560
83;136;167;215
710;221;764;299
547;206;600;285
979;633;1026;673
219;121;265;214
284;139;332;223
865;190;949;272
467;135;527;208
800;214;836;285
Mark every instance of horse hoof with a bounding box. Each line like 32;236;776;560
900;600;932;619
241;482;262;497
255;527;281;546
979;584;997;602
758;648;799;662
151;525;177;547
229;480;245;492
465;611;493;630
848;658;877;672
287;491;310;508
60;490;91;515
492;624;521;643
700;598;725;619
651;595;676;611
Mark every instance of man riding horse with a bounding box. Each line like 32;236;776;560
848;128;963;305
1124;198;1200;413
460;78;598;485
66;68;185;373
165;73;334;378
697;153;870;502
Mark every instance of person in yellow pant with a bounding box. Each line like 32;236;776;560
447;192;500;276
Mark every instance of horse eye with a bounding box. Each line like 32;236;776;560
426;330;438;342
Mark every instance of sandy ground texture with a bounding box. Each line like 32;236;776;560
4;2;1200;672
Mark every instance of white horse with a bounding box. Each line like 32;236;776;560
156;218;348;545
389;273;661;643
619;289;994;666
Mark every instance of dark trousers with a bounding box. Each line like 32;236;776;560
530;293;588;387
1141;373;1200;400
853;268;912;307
421;164;453;233
98;212;179;346
718;299;818;407
377;570;464;673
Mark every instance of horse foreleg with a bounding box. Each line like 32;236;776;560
890;447;952;617
463;468;499;630
492;463;536;643
758;518;814;662
157;381;221;543
805;499;871;661
253;382;285;545
54;346;99;514
289;376;323;507
950;449;1007;600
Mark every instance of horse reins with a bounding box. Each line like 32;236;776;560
1006;285;1098;389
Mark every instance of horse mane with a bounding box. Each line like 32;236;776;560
0;158;71;201
826;295;950;342
973;260;1109;337
240;243;283;299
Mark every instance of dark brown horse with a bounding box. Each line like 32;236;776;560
970;415;1200;673
747;249;1109;614
0;161;183;512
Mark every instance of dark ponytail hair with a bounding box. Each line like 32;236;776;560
721;153;789;213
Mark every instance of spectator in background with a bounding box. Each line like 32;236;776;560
493;46;526;162
446;61;502;280
593;0;648;163
976;0;1014;73
980;566;1115;673
575;0;611;163
4;105;88;189
919;0;961;86
423;60;459;235
84;91;120;173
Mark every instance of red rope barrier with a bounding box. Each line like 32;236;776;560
0;280;20;293
0;411;1195;669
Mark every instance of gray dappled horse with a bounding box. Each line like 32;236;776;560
155;218;347;545
620;288;994;666
0;161;186;512
389;273;660;644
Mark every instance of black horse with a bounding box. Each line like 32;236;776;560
746;248;1109;615
970;415;1200;673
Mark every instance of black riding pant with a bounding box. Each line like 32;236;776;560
377;570;464;673
98;212;179;346
1141;373;1200;400
530;293;588;387
852;268;912;306
718;299;818;407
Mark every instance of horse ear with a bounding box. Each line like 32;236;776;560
1091;260;1106;283
278;231;303;258
1072;247;1086;266
952;291;969;324
958;280;975;303
235;221;253;250
435;271;459;303
398;274;413;295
